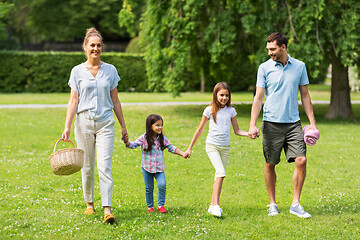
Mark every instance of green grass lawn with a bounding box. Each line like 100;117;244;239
1;84;360;104
0;103;359;239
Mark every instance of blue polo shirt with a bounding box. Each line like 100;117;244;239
256;55;309;123
68;62;120;121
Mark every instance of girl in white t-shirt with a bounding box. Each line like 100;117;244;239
185;82;249;217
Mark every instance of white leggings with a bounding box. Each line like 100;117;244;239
75;112;115;207
205;143;230;180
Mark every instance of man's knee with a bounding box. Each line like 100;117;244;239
295;156;307;168
265;162;276;169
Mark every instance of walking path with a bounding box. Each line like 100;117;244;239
1;100;360;109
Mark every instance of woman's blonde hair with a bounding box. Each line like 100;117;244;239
82;27;103;52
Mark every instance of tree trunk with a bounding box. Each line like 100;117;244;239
325;55;354;120
200;69;205;93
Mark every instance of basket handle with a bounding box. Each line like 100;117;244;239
53;138;76;153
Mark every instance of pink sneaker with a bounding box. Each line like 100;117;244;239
148;207;155;213
158;206;167;213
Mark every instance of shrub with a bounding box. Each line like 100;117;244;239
0;51;147;93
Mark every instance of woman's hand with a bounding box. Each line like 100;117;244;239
62;128;71;141
121;128;128;143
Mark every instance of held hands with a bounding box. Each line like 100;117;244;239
121;128;130;147
180;149;191;159
184;149;191;159
248;126;260;140
121;128;129;143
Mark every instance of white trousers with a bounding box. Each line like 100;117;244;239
75;112;115;207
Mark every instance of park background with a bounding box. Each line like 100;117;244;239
1;0;360;239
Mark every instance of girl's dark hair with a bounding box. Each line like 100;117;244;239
211;82;232;123
145;114;165;152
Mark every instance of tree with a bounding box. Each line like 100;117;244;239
4;0;129;47
118;0;146;38
0;1;13;41
120;0;259;95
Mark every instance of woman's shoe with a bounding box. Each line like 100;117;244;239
84;208;95;215
104;213;115;224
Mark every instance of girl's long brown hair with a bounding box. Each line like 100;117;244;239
211;82;232;123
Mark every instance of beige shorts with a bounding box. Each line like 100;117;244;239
206;143;230;180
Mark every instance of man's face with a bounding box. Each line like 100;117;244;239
266;41;285;62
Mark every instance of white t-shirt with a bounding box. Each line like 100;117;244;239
203;105;237;146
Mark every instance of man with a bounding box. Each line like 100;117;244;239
248;32;317;218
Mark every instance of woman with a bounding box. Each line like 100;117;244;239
62;28;128;224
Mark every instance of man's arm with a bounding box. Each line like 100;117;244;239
249;87;265;139
300;85;317;130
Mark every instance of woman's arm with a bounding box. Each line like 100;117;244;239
231;116;249;137
174;148;188;158
186;115;208;156
111;87;128;143
62;89;79;141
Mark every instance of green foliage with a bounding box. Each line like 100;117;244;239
4;0;129;44
0;1;13;41
120;0;259;95
0;51;147;93
118;0;146;37
125;36;144;53
248;0;360;80
119;0;360;95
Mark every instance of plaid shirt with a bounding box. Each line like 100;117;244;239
127;133;177;173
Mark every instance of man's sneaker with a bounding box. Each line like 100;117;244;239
148;207;155;213
158;206;167;213
289;204;311;218
267;204;279;216
208;205;222;217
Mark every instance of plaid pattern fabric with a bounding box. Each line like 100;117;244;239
127;133;177;173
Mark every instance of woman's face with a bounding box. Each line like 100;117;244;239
84;36;102;60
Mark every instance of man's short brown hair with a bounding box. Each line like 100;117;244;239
267;32;288;48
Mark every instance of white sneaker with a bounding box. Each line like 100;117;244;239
267;204;279;216
208;205;222;217
289;204;311;218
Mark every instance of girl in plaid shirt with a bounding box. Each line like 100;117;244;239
125;114;188;213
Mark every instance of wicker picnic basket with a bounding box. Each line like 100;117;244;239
49;139;84;175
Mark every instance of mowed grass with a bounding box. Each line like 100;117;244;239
0;103;359;239
1;84;360;104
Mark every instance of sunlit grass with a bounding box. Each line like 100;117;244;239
0;104;359;239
